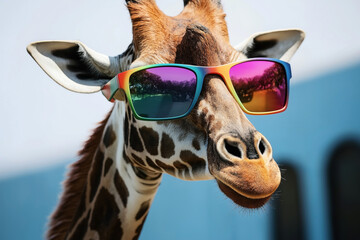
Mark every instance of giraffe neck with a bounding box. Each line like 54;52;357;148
65;102;162;240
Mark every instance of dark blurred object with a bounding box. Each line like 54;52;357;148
272;163;306;240
328;140;360;240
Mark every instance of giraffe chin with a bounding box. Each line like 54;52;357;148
216;180;271;209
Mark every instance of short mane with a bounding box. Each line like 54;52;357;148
47;109;113;240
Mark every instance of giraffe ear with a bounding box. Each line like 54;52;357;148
27;41;122;93
235;29;305;61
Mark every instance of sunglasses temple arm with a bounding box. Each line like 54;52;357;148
284;62;292;79
101;75;126;102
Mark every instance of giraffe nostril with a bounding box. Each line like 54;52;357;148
259;139;266;155
224;139;242;159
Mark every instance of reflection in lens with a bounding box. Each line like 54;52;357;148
129;67;197;118
229;61;287;112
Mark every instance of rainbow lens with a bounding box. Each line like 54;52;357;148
129;67;197;118
229;60;287;113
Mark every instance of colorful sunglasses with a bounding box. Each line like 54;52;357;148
101;58;292;121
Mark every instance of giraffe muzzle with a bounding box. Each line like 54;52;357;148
208;131;281;208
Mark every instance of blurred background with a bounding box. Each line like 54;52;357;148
1;0;360;239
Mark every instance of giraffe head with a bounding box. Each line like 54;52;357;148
27;0;304;209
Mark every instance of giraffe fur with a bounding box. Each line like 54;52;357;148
27;0;305;239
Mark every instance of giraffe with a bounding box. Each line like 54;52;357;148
27;0;305;239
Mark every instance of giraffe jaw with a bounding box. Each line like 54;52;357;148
210;160;281;209
216;180;272;209
210;161;281;208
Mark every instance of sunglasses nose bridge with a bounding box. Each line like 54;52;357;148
203;66;227;77
200;67;235;100
201;67;229;85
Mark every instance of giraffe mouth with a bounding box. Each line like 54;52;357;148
211;163;280;209
215;179;272;209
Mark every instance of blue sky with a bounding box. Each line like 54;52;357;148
1;0;360;178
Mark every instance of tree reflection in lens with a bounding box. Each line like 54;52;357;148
230;61;286;112
129;67;197;118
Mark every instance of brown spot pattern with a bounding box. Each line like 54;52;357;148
132;218;146;240
123;151;131;164
126;104;131;118
103;125;116;148
103;158;113;177
114;170;129;207
180;150;206;174
210;120;223;133
131;165;161;181
130;125;144;152
135;200;151;221
156;160;175;175
89;149;104;202
173;160;190;178
202;107;209;115
132;165;148;180
131;153;146;166
68;211;90;240
146;157;162;171
131;112;137;123
192;138;201;151
90;188;123;239
124;113;129;147
139;126;159;156
173;160;188;170
160;133;175;158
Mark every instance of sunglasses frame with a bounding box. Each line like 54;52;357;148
101;58;292;121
